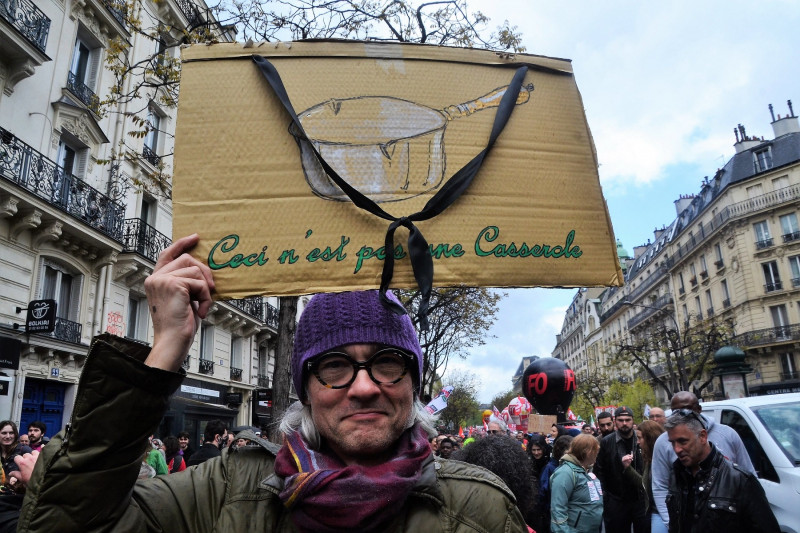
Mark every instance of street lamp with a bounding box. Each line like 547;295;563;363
711;346;753;399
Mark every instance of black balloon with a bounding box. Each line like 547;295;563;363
522;358;576;415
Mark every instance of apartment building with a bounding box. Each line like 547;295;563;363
551;287;604;379
551;100;800;402
0;0;281;443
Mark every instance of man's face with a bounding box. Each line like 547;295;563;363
649;407;666;426
668;424;709;470
488;422;503;435
598;417;614;436
582;426;594;434
439;441;454;458
615;415;634;437
530;445;544;460
307;343;414;466
18;434;29;447
28;427;43;443
178;436;189;450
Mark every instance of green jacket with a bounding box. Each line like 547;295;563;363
18;335;527;533
549;454;604;533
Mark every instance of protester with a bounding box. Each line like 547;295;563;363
596;412;614;439
17;234;527;533
163;436;186;474
186;420;228;467
437;437;455;459
539;434;574;533
487;416;509;435
651;391;754;529
452;435;535;526
549;434;603;533
525;433;551;532
0;421;31;533
621;420;665;533
664;410;778;533
25;423;46;453
648;407;666;427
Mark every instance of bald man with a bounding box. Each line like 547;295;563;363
651;392;755;530
649;407;666;427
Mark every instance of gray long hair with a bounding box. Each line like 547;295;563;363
279;399;438;450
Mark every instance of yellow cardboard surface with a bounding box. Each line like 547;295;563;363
174;41;623;298
528;414;558;434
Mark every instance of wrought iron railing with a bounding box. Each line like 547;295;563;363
733;324;800;348
199;358;214;374
627;295;674;330
0;126;125;241
175;0;203;27
755;238;774;250
265;303;279;329
66;71;99;111
0;0;50;53
142;144;161;166
102;0;126;26
626;264;668;302
230;367;242;381
722;298;731;308
228;296;263;321
121;218;171;262
784;231;800;243
715;259;725;270
257;374;269;388
764;281;783;293
51;316;82;344
781;370;800;381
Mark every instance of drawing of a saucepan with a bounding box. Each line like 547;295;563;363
289;82;534;203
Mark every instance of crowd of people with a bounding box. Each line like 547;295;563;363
0;236;783;533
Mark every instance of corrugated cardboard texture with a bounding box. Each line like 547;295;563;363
174;41;623;298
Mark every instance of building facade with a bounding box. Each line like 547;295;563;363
1;0;282;444
551;101;800;402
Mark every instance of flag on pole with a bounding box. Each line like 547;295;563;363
492;405;502;419
644;404;652;418
590;415;595;427
567;408;578;421
458;426;465;438
424;386;454;415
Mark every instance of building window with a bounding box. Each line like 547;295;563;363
714;243;724;268
790;256;800;287
67;30;102;108
780;213;800;243
699;255;708;278
694;296;702;320
142;108;162;166
199;324;214;360
678;273;685;294
763;261;782;292
770;305;789;338
746;183;764;198
753;220;773;249
682;304;689;327
705;290;714;316
40;260;82;321
773;176;789;190
753;147;773;173
780;353;798;380
126;296;149;341
721;279;730;307
56;137;88;178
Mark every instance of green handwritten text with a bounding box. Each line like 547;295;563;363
474;227;582;259
208;234;269;269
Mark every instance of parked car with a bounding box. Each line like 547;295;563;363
700;393;800;533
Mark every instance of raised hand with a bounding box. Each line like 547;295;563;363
144;234;215;371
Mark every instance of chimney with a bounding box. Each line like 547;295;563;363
771;100;800;138
632;244;648;260
734;123;762;153
674;194;695;215
654;225;666;240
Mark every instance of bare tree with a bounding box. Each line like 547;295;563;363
399;287;504;399
267;296;297;443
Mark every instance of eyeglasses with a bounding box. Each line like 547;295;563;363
671;408;707;429
488;430;502;435
308;348;411;389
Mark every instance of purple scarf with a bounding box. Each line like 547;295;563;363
274;424;432;533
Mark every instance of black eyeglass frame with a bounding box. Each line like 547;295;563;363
307;348;412;389
670;408;708;430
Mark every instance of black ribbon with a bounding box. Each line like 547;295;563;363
253;55;528;330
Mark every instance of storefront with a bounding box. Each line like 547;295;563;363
159;378;240;447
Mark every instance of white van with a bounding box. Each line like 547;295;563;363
699;393;800;533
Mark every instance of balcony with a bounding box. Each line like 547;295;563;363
755;238;774;250
121;218;171;262
257;374;269;388
627;295;674;330
715;259;725;270
228;296;264;322
781;370;800;381
230;367;242;381
51;317;82;344
198;358;214;374
699;270;708;280
0;0;50;54
707;307;714;317
0;126;125;241
142;144;161;166
176;0;203;27
764;281;783;293
101;0;126;27
625;264;668;302
793;278;800;288
66;71;99;112
783;231;800;243
722;298;731;308
733;324;800;348
265;303;279;329
679;286;685;295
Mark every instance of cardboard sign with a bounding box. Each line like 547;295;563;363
527;414;558;434
174;41;622;298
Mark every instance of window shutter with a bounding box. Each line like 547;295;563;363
74;149;88;178
87;46;102;91
68;274;83;322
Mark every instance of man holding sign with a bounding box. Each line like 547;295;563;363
17;235;526;533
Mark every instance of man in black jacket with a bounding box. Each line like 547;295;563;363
186;420;228;467
665;410;778;533
594;405;648;533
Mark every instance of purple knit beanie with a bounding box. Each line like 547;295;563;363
292;290;423;399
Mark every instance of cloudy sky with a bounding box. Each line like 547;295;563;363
445;0;800;403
